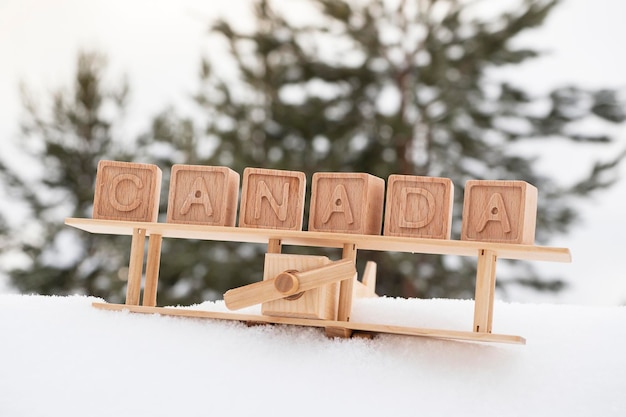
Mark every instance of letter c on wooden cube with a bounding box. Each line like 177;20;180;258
239;168;306;230
309;172;385;235
167;164;240;226
384;175;454;239
461;180;537;244
93;160;162;222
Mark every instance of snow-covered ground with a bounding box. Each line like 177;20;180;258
1;294;625;416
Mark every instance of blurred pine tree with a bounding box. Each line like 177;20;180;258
144;0;625;300
2;1;625;304
0;52;134;302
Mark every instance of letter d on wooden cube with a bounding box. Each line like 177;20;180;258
167;164;240;226
93;160;162;222
239;168;306;230
461;180;537;244
384;175;454;239
309;172;385;235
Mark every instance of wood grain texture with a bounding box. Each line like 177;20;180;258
337;243;357;322
261;254;333;319
239;168;306;230
125;228;146;305
166;164;239;226
142;234;162;307
92;302;526;345
225;257;354;315
461;180;538;244
384;175;454;239
93;160;162;222
473;249;497;333
355;261;378;298
309;172;384;235
65;218;571;263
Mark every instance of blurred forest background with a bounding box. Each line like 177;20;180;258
0;0;624;306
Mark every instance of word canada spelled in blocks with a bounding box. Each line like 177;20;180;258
91;160;540;246
309;172;385;235
461;180;537;244
93;160;162;222
384;175;454;239
167;164;240;226
239;168;306;230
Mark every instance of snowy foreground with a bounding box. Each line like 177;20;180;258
1;295;625;417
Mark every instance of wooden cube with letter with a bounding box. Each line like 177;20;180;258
93;160;162;222
384;175;454;239
239;168;306;230
167;164;239;226
461;180;537;244
308;172;385;235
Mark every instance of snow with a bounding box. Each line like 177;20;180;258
1;294;625;416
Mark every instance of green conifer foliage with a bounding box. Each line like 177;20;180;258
164;0;624;299
0;52;133;302
2;1;624;304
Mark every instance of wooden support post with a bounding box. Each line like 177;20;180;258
267;238;282;254
473;249;497;333
126;228;146;305
142;234;163;307
337;243;357;323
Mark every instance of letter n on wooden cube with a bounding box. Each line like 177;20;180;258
93;160;162;222
384;175;454;239
239;168;306;230
167;164;240;226
309;173;385;235
461;180;537;244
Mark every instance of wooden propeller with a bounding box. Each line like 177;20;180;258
224;258;356;311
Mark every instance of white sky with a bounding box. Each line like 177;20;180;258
0;0;625;305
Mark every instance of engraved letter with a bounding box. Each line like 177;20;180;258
180;176;213;217
109;173;143;212
254;181;289;221
477;193;511;233
399;187;435;229
321;184;354;224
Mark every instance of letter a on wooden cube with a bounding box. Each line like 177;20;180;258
309;172;385;235
239;168;306;230
93;160;162;222
384;175;454;239
167;164;240;226
461;180;537;244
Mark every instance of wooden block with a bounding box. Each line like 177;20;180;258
93;160;162;222
325;327;353;338
261;253;339;320
166;164;239;226
308;172;385;234
461;180;537;244
239;168;306;230
384;175;454;239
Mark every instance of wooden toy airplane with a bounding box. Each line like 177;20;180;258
65;160;572;345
